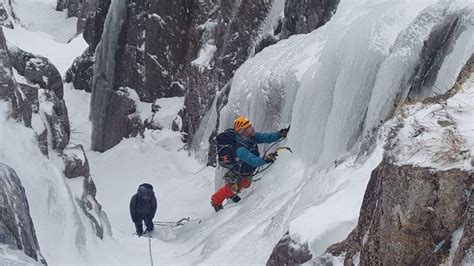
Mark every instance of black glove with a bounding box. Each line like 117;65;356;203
278;125;290;138
264;152;278;163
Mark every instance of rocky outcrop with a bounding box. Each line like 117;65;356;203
60;145;111;239
267;232;312;266
9;44;70;151
65;0;111;92
9;46;64;99
58;0;96;33
325;162;472;265
0;162;46;264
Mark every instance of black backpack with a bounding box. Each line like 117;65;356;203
216;128;239;170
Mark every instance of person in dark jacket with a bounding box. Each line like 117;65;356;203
210;116;289;212
130;183;157;236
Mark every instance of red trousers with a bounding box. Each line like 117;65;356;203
211;177;252;206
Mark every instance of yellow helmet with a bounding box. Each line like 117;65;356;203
233;116;252;132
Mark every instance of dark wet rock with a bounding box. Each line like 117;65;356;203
181;0;273;145
65;0;111;91
56;0;67;11
326;161;472;265
408;11;471;99
64;0;98;32
62;144;90;178
65;50;95;92
267;232;312;266
142;0;195;100
0;163;46;264
280;0;339;39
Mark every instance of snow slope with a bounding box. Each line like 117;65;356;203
11;0;78;43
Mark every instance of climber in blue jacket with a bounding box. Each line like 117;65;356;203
211;116;289;212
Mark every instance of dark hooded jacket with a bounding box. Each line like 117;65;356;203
130;183;157;223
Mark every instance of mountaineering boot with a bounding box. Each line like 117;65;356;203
135;222;144;237
211;201;223;212
230;195;241;203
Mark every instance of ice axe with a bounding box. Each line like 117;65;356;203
267;146;293;159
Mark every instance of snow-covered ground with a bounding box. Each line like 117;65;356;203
1;0;473;264
11;0;78;43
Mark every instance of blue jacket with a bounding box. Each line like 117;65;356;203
234;131;281;174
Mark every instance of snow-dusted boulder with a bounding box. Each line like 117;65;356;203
9;46;64;99
267;232;312;265
0;162;46;264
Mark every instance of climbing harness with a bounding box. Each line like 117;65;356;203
252;143;293;182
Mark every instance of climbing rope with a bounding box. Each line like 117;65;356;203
147;233;154;266
252;140;293;182
153;217;195;227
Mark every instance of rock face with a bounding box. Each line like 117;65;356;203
0;24;110;241
68;0;339;152
9;44;70;151
267;232;312;266
0;163;46;264
65;0;111;92
180;0;340;155
59;0;97;33
325;162;472;265
279;0;339;39
10;47;64;99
